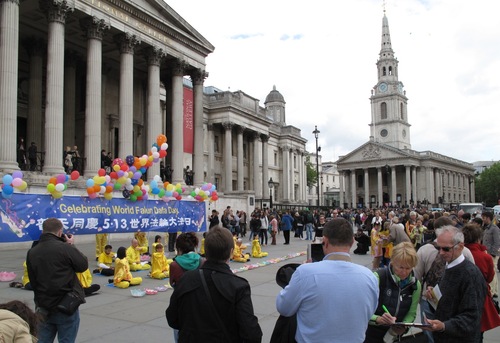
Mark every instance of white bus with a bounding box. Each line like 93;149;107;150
457;203;484;216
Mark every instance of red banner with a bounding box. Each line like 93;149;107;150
183;87;194;154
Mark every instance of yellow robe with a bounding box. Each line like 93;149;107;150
126;245;150;271
95;233;108;258
97;251;114;271
150;251;170;279
134;232;149;250
252;238;268;258
232;244;249;263
22;261;29;287
200;238;205;256
76;269;93;288
114;257;142;289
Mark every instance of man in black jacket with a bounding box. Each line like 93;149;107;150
166;226;262;342
27;218;88;343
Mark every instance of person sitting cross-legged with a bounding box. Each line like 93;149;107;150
252;237;268;258
232;238;250;262
113;247;142;289
126;239;151;271
94;244;115;276
150;243;170;279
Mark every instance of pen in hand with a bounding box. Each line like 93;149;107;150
382;305;391;315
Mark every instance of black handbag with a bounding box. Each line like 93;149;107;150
56;291;84;315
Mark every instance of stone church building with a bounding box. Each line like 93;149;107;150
336;13;475;209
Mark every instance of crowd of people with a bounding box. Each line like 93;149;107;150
3;206;500;342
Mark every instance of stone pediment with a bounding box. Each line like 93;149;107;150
337;141;410;165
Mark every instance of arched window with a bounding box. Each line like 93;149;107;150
388;66;392;75
400;103;404;119
381;102;387;119
382;67;386;76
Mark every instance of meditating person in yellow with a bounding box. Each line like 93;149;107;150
232;238;250;262
150;243;170;279
252;237;268;258
76;269;100;296
114;246;143;289
134;230;149;254
126;239;151;271
96;244;115;276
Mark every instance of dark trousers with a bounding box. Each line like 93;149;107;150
168;232;177;252
283;230;290;244
259;229;268;245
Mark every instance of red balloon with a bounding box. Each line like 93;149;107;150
159;150;167;158
120;164;129;172
70;171;80;180
110;172;118;179
98;168;106;177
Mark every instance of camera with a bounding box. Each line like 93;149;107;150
62;234;73;242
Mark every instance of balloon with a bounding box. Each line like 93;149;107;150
12;171;23;179
110;171;118;179
86;187;95;195
105;185;113;193
161;142;168;151
56;174;66;184
18;181;28;191
70;170;80;180
12;178;22;188
104;192;113;200
86;179;95;188
126;155;135;166
113;164;120;172
88;192;97;199
122;190;130;198
49;177;57;185
158;189;165;198
47;184;56;192
114;182;122;190
120;164;129;172
159;150;167;158
98;168;106;177
1;191;12;199
151;146;158;153
52;191;63;199
55;183;65;192
130;194;137;202
156;134;167;146
2;185;14;195
112;158;124;167
2;174;13;185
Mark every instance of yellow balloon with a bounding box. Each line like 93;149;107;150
113;165;120;172
104;192;113;200
18;181;28;191
53;191;63;199
140;157;147;166
166;184;174;191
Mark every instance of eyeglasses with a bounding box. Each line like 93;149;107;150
434;243;458;252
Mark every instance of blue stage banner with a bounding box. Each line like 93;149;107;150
0;193;207;243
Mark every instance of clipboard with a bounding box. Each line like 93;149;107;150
392;322;432;328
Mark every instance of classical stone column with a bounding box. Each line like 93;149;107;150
282;146;290;202
236;126;244;191
253;132;262;199
144;46;165;181
80;17;109;176
364;168;370;208
339;171;344;208
350;170;356;208
223;122;233;192
114;33;140;160
24;37;45;152
63;51;77;153
297;150;303;202
412;167;417;204
170;59;185;184
405;165;411;206
0;0;20;171
261;135;269;199
40;0;73;174
191;68;206;186
377;167;383;207
391;166;397;206
207;124;215;183
426;167;435;204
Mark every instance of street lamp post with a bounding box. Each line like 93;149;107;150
313;126;320;207
268;177;275;209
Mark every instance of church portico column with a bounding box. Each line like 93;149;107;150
223;122;233;192
207;124;215;183
63;51;77;152
364;169;370;208
191;68;207;186
114;33;140;162
81;17;109;177
236;126;244;191
144;46;165;181
170;60;186;184
350;170;356;208
339;171;344;208
390;166;397;206
253;132;262;199
405;165;411;206
377;167;383;208
261;135;269;199
282;146;290;202
412;167;417;205
39;0;73;174
0;0;20;171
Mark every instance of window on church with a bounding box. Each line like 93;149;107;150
388;66;392;75
294;155;297;169
400;103;404;119
381;102;387;119
214;135;220;153
274;152;277;166
383;67;386;76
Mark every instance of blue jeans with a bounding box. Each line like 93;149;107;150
38;310;80;343
420;298;435;343
305;223;314;240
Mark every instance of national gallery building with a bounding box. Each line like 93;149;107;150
0;0;309;207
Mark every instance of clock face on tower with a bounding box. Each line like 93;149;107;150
378;82;388;93
380;129;388;137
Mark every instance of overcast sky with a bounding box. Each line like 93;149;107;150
165;0;500;164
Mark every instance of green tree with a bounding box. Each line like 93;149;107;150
475;162;500;206
305;155;318;187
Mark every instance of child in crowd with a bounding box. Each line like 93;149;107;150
95;244;115;276
76;269;100;296
114;246;142;289
232;238;250;262
150;244;170;279
252;237;268;258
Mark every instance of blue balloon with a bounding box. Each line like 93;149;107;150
86;179;95;188
2;185;14;195
2;174;13;186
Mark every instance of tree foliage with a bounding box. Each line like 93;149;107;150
475;162;500;206
305;155;318;187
